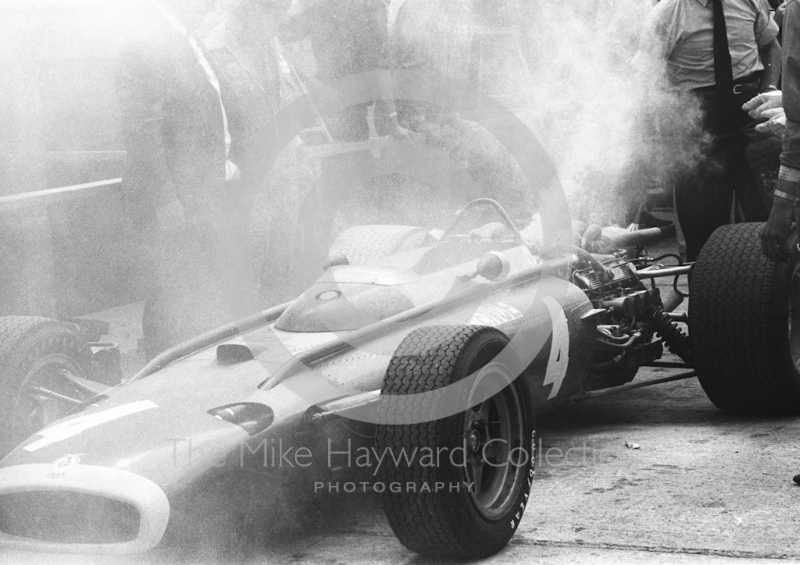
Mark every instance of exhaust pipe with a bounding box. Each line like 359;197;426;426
607;225;676;248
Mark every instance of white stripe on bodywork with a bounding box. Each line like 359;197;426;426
469;302;524;327
24;400;158;452
541;297;570;399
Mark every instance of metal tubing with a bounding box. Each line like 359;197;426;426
577;371;697;399
0;178;122;211
27;385;84;405
665;312;689;323
310;390;381;423
637;265;694;279
596;332;642;350
608;226;674;248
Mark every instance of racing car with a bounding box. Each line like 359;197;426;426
0;198;797;559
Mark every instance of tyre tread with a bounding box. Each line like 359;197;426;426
377;325;529;558
690;223;800;414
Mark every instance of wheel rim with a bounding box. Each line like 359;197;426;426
463;362;527;521
790;263;800;372
13;354;91;437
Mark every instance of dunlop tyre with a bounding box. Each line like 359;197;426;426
376;325;535;558
690;223;800;414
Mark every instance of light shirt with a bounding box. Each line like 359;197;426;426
159;7;240;181
633;0;778;90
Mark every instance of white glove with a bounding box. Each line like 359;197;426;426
742;90;783;120
754;110;787;138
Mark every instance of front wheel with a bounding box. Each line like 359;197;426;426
376;326;535;559
690;223;800;414
0;317;96;454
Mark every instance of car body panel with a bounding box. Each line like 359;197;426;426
0;211;599;552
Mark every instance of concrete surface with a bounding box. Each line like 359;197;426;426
5;369;800;565
243;370;800;564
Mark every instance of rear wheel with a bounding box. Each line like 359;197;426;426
0;317;95;453
690;223;800;414
376;326;534;559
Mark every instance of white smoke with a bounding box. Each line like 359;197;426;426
383;0;710;226
516;0;709;224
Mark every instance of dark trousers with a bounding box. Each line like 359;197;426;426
294;104;378;288
674;87;772;262
137;180;261;360
294;149;374;288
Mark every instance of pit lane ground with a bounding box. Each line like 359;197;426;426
251;364;800;565
4;363;799;565
4;227;800;565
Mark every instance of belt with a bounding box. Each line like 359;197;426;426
692;72;762;96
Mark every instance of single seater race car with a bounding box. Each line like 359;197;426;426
0;198;797;559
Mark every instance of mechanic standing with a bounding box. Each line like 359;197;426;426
633;0;782;262
756;0;800;262
202;0;287;309
281;0;412;288
739;1;800;486
116;0;281;359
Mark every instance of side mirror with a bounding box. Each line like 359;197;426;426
476;252;510;282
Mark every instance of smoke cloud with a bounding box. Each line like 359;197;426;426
514;0;710;224
519;1;713;224
380;0;711;227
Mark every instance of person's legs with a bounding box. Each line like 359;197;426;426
220;177;261;317
128;204;171;360
674;147;733;262
294;104;373;288
294;148;373;287
294;166;340;287
136;216;168;360
722;133;772;222
703;90;771;224
675;93;769;262
146;218;230;356
140;178;231;359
